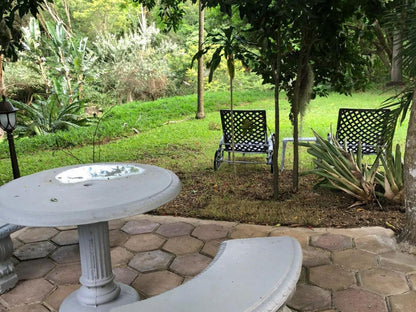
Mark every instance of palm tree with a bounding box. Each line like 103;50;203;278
194;25;253;171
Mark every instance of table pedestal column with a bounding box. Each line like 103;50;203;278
60;222;139;312
77;221;120;305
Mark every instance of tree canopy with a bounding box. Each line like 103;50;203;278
135;0;385;195
0;0;49;60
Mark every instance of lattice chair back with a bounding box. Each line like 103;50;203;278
335;108;390;154
220;110;269;153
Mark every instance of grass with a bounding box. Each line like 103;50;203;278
0;89;408;181
1;90;273;156
0;89;408;227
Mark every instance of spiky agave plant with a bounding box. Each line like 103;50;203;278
376;144;404;204
302;131;380;207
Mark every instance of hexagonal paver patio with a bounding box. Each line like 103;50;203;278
2;215;415;312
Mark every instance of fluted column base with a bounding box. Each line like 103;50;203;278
60;222;139;311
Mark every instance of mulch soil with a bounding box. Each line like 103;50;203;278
154;167;406;234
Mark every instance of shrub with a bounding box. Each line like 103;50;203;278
303;132;405;207
12;78;90;136
4;18;96;137
3;60;45;102
302;131;380;207
93;12;186;102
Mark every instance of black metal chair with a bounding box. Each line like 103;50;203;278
331;108;391;154
213;110;274;171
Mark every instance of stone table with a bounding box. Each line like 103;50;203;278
0;163;181;311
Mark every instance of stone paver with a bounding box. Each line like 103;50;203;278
13;242;57;261
1;216;415;312
360;268;410;296
110;247;134;266
409;273;416;290
156;222;195;237
113;267;138;285
309;264;356;290
333;288;388;312
16;227;58;244
170;253;212;276
50;245;80;264
1;279;54;306
329;226;394;239
9;304;49;312
121;220;159;235
333;249;377;271
301;246;331;268
269;228;310;247
389;291;416;312
310;233;353;251
15;259;55;280
44;285;80;311
45;263;81;285
191;224;229;241
288;284;332;311
200;238;225;257
355;234;396;254
129;250;173;272
124;234;165;252
51;230;78;246
379;251;416;272
11;237;23;250
133;271;183;297
109;219;126;230
163;236;203;255
230;224;271;239
109;230;129;248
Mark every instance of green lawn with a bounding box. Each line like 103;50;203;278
0;90;408;184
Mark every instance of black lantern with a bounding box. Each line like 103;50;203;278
0;95;20;179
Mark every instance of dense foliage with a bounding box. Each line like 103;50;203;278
0;0;403;145
0;0;48;59
2;0;271;137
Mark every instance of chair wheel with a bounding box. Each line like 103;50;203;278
214;150;222;171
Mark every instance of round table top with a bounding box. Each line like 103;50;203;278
0;163;181;227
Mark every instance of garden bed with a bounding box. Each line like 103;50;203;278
156;166;405;233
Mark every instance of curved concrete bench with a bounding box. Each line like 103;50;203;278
0;222;23;293
112;236;302;312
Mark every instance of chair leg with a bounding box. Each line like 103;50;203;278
214;149;223;171
281;140;288;172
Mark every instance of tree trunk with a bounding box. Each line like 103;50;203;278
292;53;304;193
196;1;205;119
0;55;4;96
390;29;402;84
230;70;235;175
401;87;416;244
272;30;281;200
373;19;392;68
